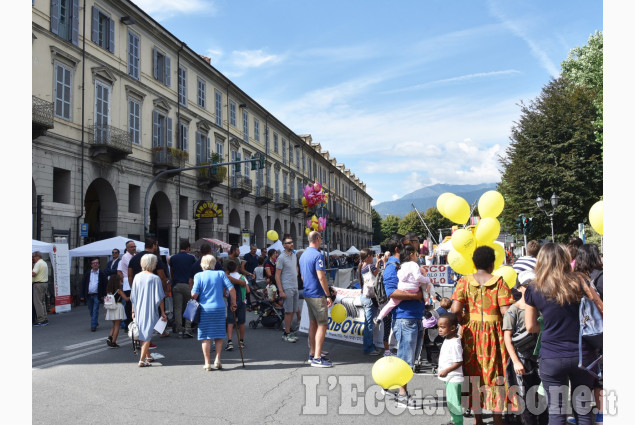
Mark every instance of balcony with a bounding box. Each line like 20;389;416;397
274;193;290;210
255;185;274;206
89;124;133;162
32;96;54;138
152;146;187;174
197;162;227;189
231;175;252;199
289;198;304;215
344;219;353;228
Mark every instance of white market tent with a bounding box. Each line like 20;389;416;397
239;245;261;256
266;240;283;253
345;246;360;255
69;236;170;258
32;239;54;254
329;249;346;257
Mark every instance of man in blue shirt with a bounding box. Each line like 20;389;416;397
169;240;197;338
383;235;423;409
299;231;333;368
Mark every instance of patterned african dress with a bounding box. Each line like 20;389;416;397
451;274;518;412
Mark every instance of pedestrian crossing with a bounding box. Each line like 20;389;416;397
32;337;132;369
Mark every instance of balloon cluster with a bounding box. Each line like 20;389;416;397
302;182;329;212
303;181;329;235
440;190;517;288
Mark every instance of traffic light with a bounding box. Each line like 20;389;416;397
234;153;241;173
258;153;265;169
514;217;524;234
525;217;534;234
250;155;258;170
210;155;219;175
522;216;530;234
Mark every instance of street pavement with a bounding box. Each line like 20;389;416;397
32;303;488;425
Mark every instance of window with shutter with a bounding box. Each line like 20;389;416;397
91;6;114;52
167;117;173;147
128;99;141;145
128;31;140;79
54;63;72;120
215;91;222;126
178;66;187;106
51;0;78;44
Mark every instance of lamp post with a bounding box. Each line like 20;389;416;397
536;192;559;242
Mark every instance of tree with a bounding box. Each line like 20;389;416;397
498;77;602;242
423;207;454;242
380;215;401;242
397;210;426;237
561;31;603;149
371;208;383;244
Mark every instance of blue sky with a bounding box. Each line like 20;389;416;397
135;0;602;205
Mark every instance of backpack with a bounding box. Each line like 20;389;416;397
104;293;118;310
374;261;398;305
578;275;603;378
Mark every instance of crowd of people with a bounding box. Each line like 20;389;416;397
33;231;604;423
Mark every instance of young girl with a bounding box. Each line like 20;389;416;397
373;244;431;324
437;313;464;425
105;274;129;348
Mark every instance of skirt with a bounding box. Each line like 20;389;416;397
105;303;126;321
197;307;226;340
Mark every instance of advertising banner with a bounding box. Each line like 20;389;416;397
51;240;71;313
299;286;384;346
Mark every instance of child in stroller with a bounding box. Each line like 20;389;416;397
248;277;285;330
415;297;452;373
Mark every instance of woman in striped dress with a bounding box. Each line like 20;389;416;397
192;255;236;370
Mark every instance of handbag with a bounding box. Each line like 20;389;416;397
104;293;118;310
183;298;201;325
578;276;603;378
128;320;139;339
362;266;377;298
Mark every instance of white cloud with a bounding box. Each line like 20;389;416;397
229;50;282;69
133;0;214;21
381;70;521;95
391;194;399;201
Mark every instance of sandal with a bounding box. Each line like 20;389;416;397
203;364;212;371
144;356;155;363
138;360;152;367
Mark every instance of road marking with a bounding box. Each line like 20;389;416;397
33;340;132;369
63;338;109;350
32;352;49;358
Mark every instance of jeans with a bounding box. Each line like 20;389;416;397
506;356;548;425
392;317;423;368
86;294;100;329
123;290;132;328
539;356;595;425
360;294;378;354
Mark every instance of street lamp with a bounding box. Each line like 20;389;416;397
536;192;559;242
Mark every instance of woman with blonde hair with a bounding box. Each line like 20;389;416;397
525;243;599;425
192;254;236;370
131;254;167;367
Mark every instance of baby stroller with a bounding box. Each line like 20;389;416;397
248;297;284;329
415;305;443;373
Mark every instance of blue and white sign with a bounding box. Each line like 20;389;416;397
80;223;88;237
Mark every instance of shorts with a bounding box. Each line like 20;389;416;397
226;300;246;325
305;296;328;325
282;287;299;313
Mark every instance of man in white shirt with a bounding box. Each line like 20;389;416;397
81;258;107;331
117;240;136;332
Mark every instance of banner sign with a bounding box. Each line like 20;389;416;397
51;240;71;313
421;265;450;285
194;201;223;219
299;286;384;346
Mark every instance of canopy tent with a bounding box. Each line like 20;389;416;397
32;239;53;254
345;246;360;255
69;236;169;258
191;238;231;252
266;240;283;253
238;245;261;256
329;249;346;257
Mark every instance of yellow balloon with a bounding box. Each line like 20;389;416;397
305;227;310;236
436;193;456;217
475;217;500;246
448;249;475;275
485;242;505;269
330;304;346;323
444;195;471;224
493;266;518;289
372;356;414;390
451;229;476;254
589;201;603;235
267;230;279;241
301;197;308;206
478;190;505;218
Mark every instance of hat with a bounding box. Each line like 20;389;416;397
518;270;536;287
384;251;390;257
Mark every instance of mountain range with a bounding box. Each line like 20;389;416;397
373;183;499;217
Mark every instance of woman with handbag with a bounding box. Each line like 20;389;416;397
524;243;599;425
359;248;381;356
105;274;129;348
130;254;167;367
192;254;237;371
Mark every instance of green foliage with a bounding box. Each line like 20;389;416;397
371;208;383;244
423;207;454;241
380;215;401;241
498;77;602;242
397;211;425;237
561;31;603;149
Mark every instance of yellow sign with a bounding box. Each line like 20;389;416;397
194;201;223;219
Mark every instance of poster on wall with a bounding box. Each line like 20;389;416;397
51;239;71;313
298;286;384;347
241;231;250;247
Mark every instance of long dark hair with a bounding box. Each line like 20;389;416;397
400;244;416;263
106;274;121;294
574;244;603;276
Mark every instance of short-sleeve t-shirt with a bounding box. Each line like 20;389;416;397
502;303;538;357
299;247;326;298
169;251;196;284
524;283;593;359
243;252;259;274
438;337;464;383
193;270;233;309
128;251;165;279
276;251;298;290
32;259;48;283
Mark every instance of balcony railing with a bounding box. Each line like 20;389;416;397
88;124;133;162
231;175;252;199
290;198;304;214
256;185;274;205
32;96;54;131
197;162;227;188
152;146;187;172
274;193;290;210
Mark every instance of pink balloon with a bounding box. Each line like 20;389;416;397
313;182;322;193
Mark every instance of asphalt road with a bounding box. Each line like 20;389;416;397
32;304;486;425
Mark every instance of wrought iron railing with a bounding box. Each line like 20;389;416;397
32;96;54;129
89;124;133;154
152;146;186;168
